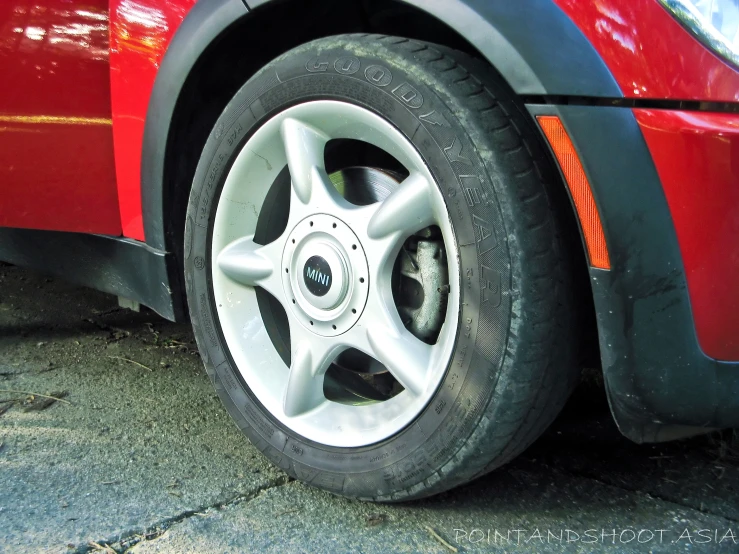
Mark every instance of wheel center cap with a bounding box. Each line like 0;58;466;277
296;242;348;310
282;214;369;336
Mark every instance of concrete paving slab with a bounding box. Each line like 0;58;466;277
0;264;737;554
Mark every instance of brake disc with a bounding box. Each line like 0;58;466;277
320;167;448;404
329;167;449;346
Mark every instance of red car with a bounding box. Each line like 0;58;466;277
1;0;738;501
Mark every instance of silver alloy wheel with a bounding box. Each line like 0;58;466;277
211;100;460;447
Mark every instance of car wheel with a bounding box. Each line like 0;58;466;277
185;34;579;501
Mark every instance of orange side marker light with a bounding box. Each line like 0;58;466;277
537;115;611;270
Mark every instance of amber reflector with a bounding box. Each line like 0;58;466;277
537;116;611;270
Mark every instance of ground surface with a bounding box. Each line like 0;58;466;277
1;263;738;554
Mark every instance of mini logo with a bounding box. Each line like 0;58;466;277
304;256;332;297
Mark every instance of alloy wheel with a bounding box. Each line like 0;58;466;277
210;100;460;447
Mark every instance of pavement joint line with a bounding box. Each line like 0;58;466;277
525;458;739;525
71;475;295;554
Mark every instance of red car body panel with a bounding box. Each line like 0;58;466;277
553;0;739;102
554;0;739;360
109;0;196;241
635;109;739;361
0;0;120;234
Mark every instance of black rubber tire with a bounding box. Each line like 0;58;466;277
185;34;580;501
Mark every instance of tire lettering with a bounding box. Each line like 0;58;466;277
444;137;471;165
243;402;275;439
364;64;392;87
382;451;426;485
199;152;226;225
306;57;329;72
199;293;218;347
472;214;497;255
448;371;460;388
226;122;243;147
184;216;193;260
464;188;480;207
465;267;474;291
334;56;360;75
222;370;238;391
480;265;501;306
311;473;345;491
391;82;423;108
456;346;467;368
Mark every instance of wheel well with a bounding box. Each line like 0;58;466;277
163;0;478;268
163;0;599;365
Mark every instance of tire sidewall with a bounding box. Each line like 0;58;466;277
185;38;512;498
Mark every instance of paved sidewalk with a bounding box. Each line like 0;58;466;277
1;264;737;553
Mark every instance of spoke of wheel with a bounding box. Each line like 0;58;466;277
216;235;282;298
280;117;333;206
366;322;432;397
283;333;336;418
366;172;436;239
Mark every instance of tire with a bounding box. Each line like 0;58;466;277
185;34;580;501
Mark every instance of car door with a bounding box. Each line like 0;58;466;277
0;0;121;235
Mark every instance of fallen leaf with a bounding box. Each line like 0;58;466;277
366;513;387;526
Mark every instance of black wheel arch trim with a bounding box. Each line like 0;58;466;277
141;0;249;252
526;103;739;441
396;0;622;97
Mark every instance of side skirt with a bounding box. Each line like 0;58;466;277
0;228;184;322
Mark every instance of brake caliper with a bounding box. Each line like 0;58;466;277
394;228;449;344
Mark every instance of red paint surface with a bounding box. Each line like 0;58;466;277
109;0;196;241
636;109;739;361
555;0;739;102
0;0;120;234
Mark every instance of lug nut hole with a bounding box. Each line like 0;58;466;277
359;277;365;283
310;320;314;325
